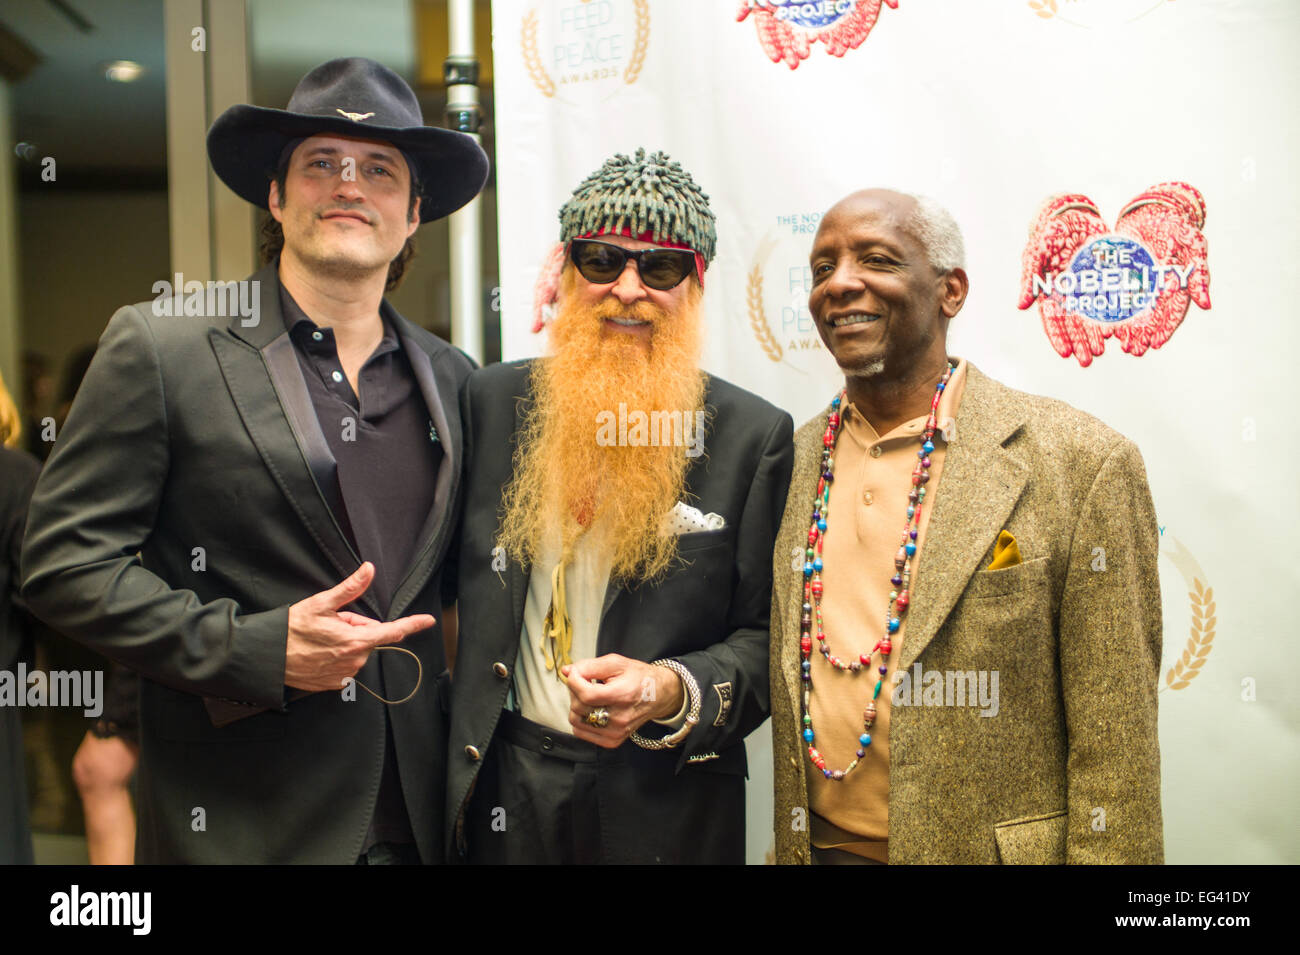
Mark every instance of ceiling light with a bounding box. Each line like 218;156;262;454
103;60;145;83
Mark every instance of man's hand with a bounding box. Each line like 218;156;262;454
563;653;685;748
285;562;435;692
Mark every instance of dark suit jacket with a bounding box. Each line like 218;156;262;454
1;445;40;865
1;446;39;672
771;363;1164;863
446;360;794;863
20;264;471;864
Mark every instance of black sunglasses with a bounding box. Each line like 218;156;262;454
569;238;696;291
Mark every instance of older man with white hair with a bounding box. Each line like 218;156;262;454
769;188;1164;864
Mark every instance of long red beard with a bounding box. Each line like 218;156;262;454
498;268;706;580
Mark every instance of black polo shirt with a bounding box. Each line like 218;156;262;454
280;285;441;853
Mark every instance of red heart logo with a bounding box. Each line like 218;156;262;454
1018;182;1210;366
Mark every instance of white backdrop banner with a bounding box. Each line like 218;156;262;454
489;0;1300;864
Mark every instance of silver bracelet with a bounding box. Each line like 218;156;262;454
630;659;701;750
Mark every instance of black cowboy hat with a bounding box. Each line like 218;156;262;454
207;57;488;223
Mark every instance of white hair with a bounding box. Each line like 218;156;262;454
904;194;965;273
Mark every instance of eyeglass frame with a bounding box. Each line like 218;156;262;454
566;237;704;291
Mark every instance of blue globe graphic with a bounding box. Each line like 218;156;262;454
776;1;855;30
1065;236;1157;324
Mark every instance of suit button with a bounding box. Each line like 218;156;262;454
465;745;481;761
541;736;554;752
492;662;509;678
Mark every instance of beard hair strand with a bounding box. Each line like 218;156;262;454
497;269;705;582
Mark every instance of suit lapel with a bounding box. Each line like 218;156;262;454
509;369;533;641
592;372;717;637
213;266;380;617
388;321;460;619
510;560;529;644
898;364;1029;671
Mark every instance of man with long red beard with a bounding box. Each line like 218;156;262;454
446;150;793;864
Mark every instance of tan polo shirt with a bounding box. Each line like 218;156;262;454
806;357;968;862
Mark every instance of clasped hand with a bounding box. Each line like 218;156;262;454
563;653;685;748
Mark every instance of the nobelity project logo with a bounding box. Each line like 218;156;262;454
1018;182;1210;366
521;0;650;100
737;0;897;69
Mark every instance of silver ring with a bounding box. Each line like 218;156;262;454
586;707;611;728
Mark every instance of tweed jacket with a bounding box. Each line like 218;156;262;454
771;362;1164;864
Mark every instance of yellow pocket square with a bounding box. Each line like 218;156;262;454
987;530;1022;570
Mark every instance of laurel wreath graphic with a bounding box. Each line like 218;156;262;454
624;0;650;84
746;264;783;363
1028;0;1059;18
1164;577;1215;691
522;2;649;97
521;9;556;98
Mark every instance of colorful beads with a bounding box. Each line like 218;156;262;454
799;365;953;783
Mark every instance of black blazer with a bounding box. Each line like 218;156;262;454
20;264;471;864
446;360;794;863
1;446;38;672
1;445;39;865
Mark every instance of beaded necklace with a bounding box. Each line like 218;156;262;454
800;364;953;781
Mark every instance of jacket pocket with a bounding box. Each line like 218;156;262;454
685;743;748;777
993;808;1067;864
674;525;734;554
964;555;1050;600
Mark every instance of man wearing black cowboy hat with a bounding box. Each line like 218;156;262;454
21;58;487;864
